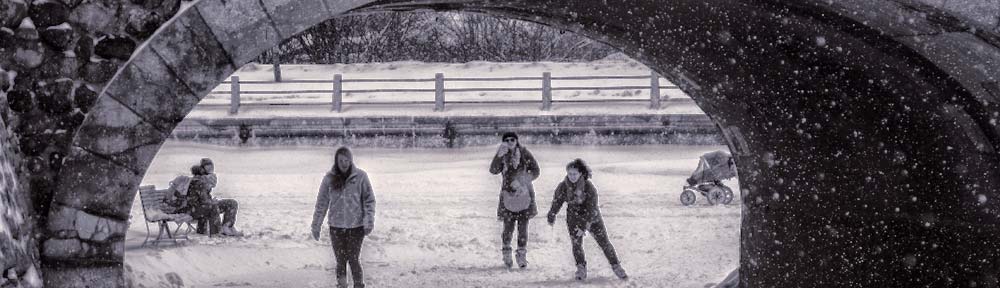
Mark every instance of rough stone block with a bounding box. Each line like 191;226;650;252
261;0;328;38
73;33;92;61
29;1;69;28
72;85;97;112
44;207;71;233
93;35;136;60
37;78;74;115
195;0;281;65
41;239;81;259
6;89;32;113
13;41;44;69
72;94;169;172
103;48;200;133
68;2;115;34
0;27;13;49
42;263;124;287
123;5;162;39
148;8;234;98
0;0;28;29
81;59;117;84
40;25;76;50
50;147;141;219
14;20;37;40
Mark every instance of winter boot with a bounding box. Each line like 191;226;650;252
221;226;244;237
612;264;628;279
502;247;513;268
336;277;349;288
575;264;587;281
515;248;528;268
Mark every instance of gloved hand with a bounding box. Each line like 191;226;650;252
311;225;321;241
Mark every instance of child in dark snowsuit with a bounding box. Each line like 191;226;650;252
489;132;540;269
547;158;628;281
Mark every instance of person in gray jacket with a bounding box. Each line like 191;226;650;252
311;147;376;288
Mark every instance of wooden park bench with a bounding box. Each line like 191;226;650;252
138;185;197;246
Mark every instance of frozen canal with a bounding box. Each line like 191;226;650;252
125;141;740;288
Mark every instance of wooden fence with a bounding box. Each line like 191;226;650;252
208;71;682;115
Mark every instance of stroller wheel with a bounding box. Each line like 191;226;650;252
721;186;735;205
705;187;724;205
680;189;696;206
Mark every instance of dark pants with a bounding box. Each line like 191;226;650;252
502;217;529;249
194;199;239;234
568;219;620;266
331;226;366;287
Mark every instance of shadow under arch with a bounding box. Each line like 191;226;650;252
42;0;1000;287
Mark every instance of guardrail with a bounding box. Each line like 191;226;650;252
208;71;681;114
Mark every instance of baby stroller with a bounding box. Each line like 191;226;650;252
680;150;737;206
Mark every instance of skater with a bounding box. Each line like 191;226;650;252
547;158;628;281
489;132;540;269
311;147;376;288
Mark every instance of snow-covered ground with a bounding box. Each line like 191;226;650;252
202;59;690;105
125;141;740;288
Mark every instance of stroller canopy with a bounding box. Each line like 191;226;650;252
689;150;737;183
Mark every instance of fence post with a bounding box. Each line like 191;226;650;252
229;76;240;115
273;63;282;82
649;71;661;109
542;72;552;111
435;73;444;111
332;74;343;112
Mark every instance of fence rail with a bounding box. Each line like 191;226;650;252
211;72;682;114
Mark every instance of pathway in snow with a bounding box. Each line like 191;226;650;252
125;141;739;287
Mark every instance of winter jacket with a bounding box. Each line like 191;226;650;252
203;173;218;189
489;145;540;218
312;167;376;230
547;178;602;228
186;176;215;209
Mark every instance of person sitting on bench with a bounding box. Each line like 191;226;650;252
188;163;243;237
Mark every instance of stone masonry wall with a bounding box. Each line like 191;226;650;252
0;0;190;286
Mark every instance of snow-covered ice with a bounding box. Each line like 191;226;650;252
126;141;739;287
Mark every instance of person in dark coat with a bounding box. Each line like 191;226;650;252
547;158;628;281
489;132;540;269
186;165;222;236
311;147;376;288
199;158;242;236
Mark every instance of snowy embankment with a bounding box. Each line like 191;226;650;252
202;58;691;105
125;141;739;287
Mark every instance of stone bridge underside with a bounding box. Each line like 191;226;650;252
25;0;1000;286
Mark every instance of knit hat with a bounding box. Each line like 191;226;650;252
501;132;518;141
190;165;205;176
200;158;213;167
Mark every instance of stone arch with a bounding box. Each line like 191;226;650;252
41;0;1000;286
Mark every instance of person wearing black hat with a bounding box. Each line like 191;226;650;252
489;132;540;269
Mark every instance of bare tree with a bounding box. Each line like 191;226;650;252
255;11;615;64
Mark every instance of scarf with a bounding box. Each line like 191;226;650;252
565;177;586;205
